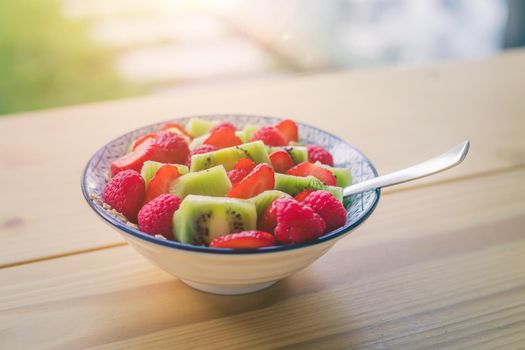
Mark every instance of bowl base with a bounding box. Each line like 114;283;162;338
181;279;277;295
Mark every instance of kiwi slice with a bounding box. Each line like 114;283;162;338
318;163;352;187
274;173;344;202
170;165;231;198
174;195;257;244
268;146;308;164
249;190;291;217
186;118;216;138
190;141;270;172
141;161;189;187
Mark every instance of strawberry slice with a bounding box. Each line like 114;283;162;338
269;150;294;173
111;138;159;177
203;126;242;149
294;189;315;202
131;133;157;151
227;164;275;199
258;203;278;233
275;119;298;143
161;122;193;139
145;165;181;203
209;231;276;249
286;162;337;186
234;158;256;172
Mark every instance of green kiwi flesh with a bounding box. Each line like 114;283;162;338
173;195;257;244
242;124;258;142
170;165;231;198
185;118;216;138
318;163;352;187
274;173;343;202
140;161;189;187
249;190;291;217
268;146;308;164
190;141;270;172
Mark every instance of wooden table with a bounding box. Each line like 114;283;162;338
1;50;524;350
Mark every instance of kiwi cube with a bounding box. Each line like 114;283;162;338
186;118;216;138
141;161;189;187
268;146;308;164
170;165;231;199
274;173;343;203
190;141;270;172
249;190;291;217
318;163;352;187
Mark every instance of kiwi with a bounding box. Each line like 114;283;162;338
318;163;352;187
141;161;189;187
190;141;270;172
268;146;308;164
174;195;257;244
189;133;208;150
170;165;231;198
185;118;216;138
326;186;343;203
236;131;247;143
274;173;344;202
249;190;291;217
242;124;258;142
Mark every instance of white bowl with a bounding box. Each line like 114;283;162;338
82;115;380;295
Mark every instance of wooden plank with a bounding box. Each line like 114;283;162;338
1;50;524;265
1;169;524;349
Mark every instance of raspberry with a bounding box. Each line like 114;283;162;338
228;168;249;185
302;190;346;232
210;122;236;133
250;126;288;147
307;145;334;166
103;170;145;222
268;197;326;244
138;194;181;239
154;131;190;164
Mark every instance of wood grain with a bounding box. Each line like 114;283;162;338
1;168;524;349
1;50;524;266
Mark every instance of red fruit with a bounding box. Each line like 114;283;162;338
210;122;236;133
103;170;145;222
161;122;193;139
111;138;159;177
303;190;346;232
307;144;334;166
286;162;336;186
266;197;326;244
227;163;275;199
145;165;181;203
294;190;315;202
190;144;218;157
154;131;190;164
233;158;256;172
138;194;181;239
250;126;288;146
269;150;294;173
228;168;249;185
131;133;157;151
275;119;298;143
209;231;276;249
203;126;242;149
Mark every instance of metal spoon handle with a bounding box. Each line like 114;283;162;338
343;140;470;197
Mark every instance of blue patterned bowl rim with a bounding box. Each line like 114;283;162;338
81;114;380;255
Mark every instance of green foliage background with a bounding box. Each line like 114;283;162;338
0;0;139;115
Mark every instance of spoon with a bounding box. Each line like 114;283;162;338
343;140;470;197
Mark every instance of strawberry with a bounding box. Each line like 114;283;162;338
131;133;157;151
227;168;249;185
294;189;315;202
227;163;275;199
210;122;236;133
111;138;159;177
203;125;242;149
250;126;288;146
265;197;326;244
286;162;336;186
145;165;181;203
302;190;346;232
307;144;334;166
209;231;276;249
275;119;298;143
190;144;218;157
161;122;193;139
138;194;181;239
103;170;145;222
233;158;256;172
154;131;190;165
269;150;294;173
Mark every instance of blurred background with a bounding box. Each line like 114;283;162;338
1;0;524;116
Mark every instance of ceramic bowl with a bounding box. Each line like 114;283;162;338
82;115;380;295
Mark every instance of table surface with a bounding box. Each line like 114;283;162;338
1;50;524;350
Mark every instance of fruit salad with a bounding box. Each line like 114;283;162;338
100;118;352;249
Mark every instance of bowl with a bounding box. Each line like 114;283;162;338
82;115;380;295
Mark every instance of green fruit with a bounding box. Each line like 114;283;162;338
186;118;216;138
174;195;257;244
249;190;291;217
190;141;270;172
318;163;352;187
274;173;344;202
242;124;258;141
170;165;231;198
236;131;247;143
141;161;189;187
189;133;208;149
326;186;343;203
268;146;308;164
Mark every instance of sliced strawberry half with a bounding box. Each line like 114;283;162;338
203;126;242;149
258;203;278;233
209;231;276;249
275;119;298;143
269;150;294;173
111;138;159;177
234;158;256;172
131;133;157;151
161;122;193;139
144;165;181;203
227;163;275;199
286;162;337;186
294;189;315;202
